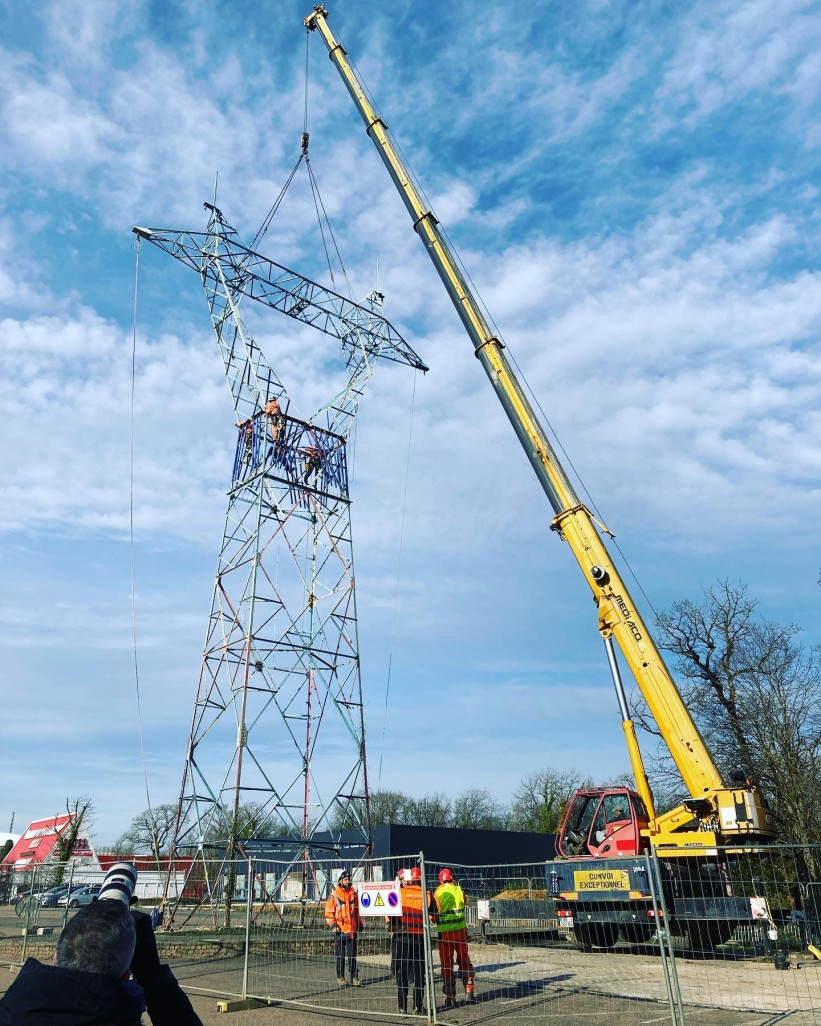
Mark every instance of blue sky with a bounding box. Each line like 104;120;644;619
1;0;820;845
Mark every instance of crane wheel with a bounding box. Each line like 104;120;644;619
620;923;652;945
573;923;618;951
684;919;734;952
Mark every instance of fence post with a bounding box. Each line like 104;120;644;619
419;853;437;1024
62;861;76;929
241;857;253;1000
648;850;685;1026
21;864;41;962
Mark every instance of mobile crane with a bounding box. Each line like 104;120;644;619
304;6;777;950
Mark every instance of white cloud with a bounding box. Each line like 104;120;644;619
40;0;139;63
655;0;821;128
2;0;821;841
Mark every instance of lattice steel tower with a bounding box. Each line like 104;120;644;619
133;205;426;880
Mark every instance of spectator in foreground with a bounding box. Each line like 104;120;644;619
0;863;202;1026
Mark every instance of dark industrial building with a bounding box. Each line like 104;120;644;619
236;826;556;901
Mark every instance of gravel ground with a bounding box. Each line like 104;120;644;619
3;937;821;1025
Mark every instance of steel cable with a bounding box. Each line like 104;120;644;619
130;238;154;821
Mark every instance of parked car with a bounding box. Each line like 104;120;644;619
58;884;101;908
38;886;69;907
40;884;86;908
10;889;45;906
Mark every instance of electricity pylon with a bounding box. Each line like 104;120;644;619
133;205;426;918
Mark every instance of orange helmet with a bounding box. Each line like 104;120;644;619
409;867;422;882
438;868;453;884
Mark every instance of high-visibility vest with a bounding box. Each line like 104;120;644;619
399;885;430;935
325;885;360;935
435;882;466;933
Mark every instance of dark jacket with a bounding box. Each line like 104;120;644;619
132;963;202;1026
0;957;202;1026
0;958;145;1025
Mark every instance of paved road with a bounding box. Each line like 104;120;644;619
169;941;821;1026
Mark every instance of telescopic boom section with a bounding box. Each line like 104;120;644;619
305;5;776;841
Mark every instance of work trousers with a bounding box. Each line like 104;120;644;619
389;932;399;977
438;928;474;995
395;933;426;1012
334;932;358;980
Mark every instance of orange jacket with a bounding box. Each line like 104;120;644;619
325;885;360;936
398;884;435;935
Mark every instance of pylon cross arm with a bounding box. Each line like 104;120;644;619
132;222;428;373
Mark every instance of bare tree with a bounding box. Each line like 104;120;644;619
364;790;410;827
638;579;821;845
204;801;271;843
405;793;452;827
114;804;181;863
53;797;94;884
450;789;506;830
509;768;587;833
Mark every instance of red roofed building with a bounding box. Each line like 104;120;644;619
1;814;97;872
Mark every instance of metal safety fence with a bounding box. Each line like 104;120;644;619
0;860;171;966
2;846;821;1024
239;851;684;1024
0;858;188;968
1;861;102;966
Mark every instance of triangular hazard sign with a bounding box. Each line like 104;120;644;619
374;893;385;907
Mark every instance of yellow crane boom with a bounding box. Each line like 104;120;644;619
304;5;775;845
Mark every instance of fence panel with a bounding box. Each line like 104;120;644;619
424;856;684;1026
1;863;111;968
4;845;821;1025
244;852;427;1019
656;844;821;1023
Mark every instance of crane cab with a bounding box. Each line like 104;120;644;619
557;788;650;859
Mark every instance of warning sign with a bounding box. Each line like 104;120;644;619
357;881;403;917
573;868;631;891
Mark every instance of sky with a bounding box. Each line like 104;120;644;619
1;0;820;847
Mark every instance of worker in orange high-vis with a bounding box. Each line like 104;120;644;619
325;869;361;987
434;868;475;1006
394;867;436;1015
264;397;285;442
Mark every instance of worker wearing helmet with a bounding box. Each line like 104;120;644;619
394;866;435;1015
264;397;285;443
434;868;475;1006
325;869;361;987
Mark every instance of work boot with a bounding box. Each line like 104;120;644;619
444;996;456;1009
336;977;346;987
398;991;408;1014
352;975;361;986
